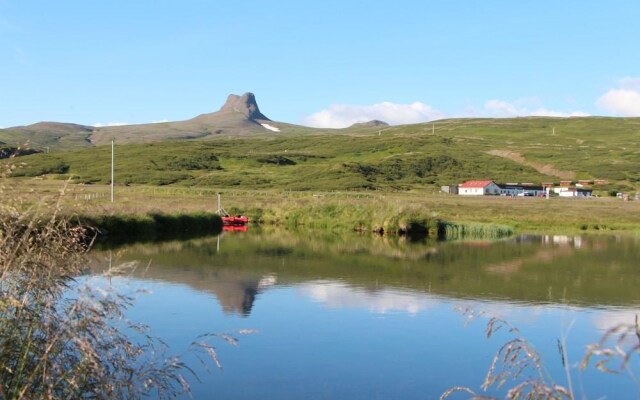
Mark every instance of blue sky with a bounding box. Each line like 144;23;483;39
1;0;639;128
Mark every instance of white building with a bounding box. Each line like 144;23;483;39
458;180;501;196
498;183;546;197
553;187;593;197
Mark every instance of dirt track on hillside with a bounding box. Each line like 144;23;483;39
487;150;576;180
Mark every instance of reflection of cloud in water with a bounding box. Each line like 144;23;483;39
592;309;639;332
298;281;437;315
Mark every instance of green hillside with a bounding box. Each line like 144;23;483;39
0;122;94;152
4;116;639;192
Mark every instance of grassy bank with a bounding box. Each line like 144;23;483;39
81;212;223;243
8;180;640;237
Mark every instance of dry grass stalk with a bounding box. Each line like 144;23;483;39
0;171;243;398
581;314;640;377
443;309;572;400
446;307;640;399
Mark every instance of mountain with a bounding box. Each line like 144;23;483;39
349;120;389;128
214;92;270;121
0;92;331;150
89;92;309;145
0;122;94;151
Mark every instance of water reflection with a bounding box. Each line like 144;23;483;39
299;281;437;315
91;230;640;316
88;231;640;399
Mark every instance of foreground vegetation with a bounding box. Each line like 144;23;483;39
0;183;238;398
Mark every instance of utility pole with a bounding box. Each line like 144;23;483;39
432;124;435;135
111;140;114;203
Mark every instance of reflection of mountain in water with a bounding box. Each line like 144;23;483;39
90;255;276;317
90;231;640;312
201;270;259;316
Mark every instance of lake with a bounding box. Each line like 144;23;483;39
89;229;640;399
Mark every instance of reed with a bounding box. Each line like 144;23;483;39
443;308;640;400
280;202;436;236
436;221;514;241
0;181;230;398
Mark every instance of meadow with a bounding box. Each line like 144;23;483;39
7;179;640;235
3;117;639;194
3;116;640;236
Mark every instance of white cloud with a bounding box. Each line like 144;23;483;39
482;99;589;118
152;119;169;124
93;122;129;127
304;98;588;128
598;90;640;116
303;101;444;128
298;281;437;315
597;78;640;116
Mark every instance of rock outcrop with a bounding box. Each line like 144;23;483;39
218;92;270;121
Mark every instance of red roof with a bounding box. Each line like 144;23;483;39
460;180;495;188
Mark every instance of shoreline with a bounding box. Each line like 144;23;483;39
5;180;640;239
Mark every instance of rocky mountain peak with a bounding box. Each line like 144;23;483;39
218;92;270;121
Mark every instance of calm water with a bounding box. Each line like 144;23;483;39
90;230;640;399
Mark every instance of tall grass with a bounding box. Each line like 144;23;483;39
281;202;436;236
0;180;232;398
442;309;640;399
436;221;514;241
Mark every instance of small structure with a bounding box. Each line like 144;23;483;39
441;185;459;194
458;180;501;196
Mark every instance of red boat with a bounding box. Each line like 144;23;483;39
217;194;249;227
221;215;249;226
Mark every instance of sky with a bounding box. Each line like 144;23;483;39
1;0;639;128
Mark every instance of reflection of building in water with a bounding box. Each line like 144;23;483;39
520;234;585;249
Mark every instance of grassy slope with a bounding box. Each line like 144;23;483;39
4;116;640;193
